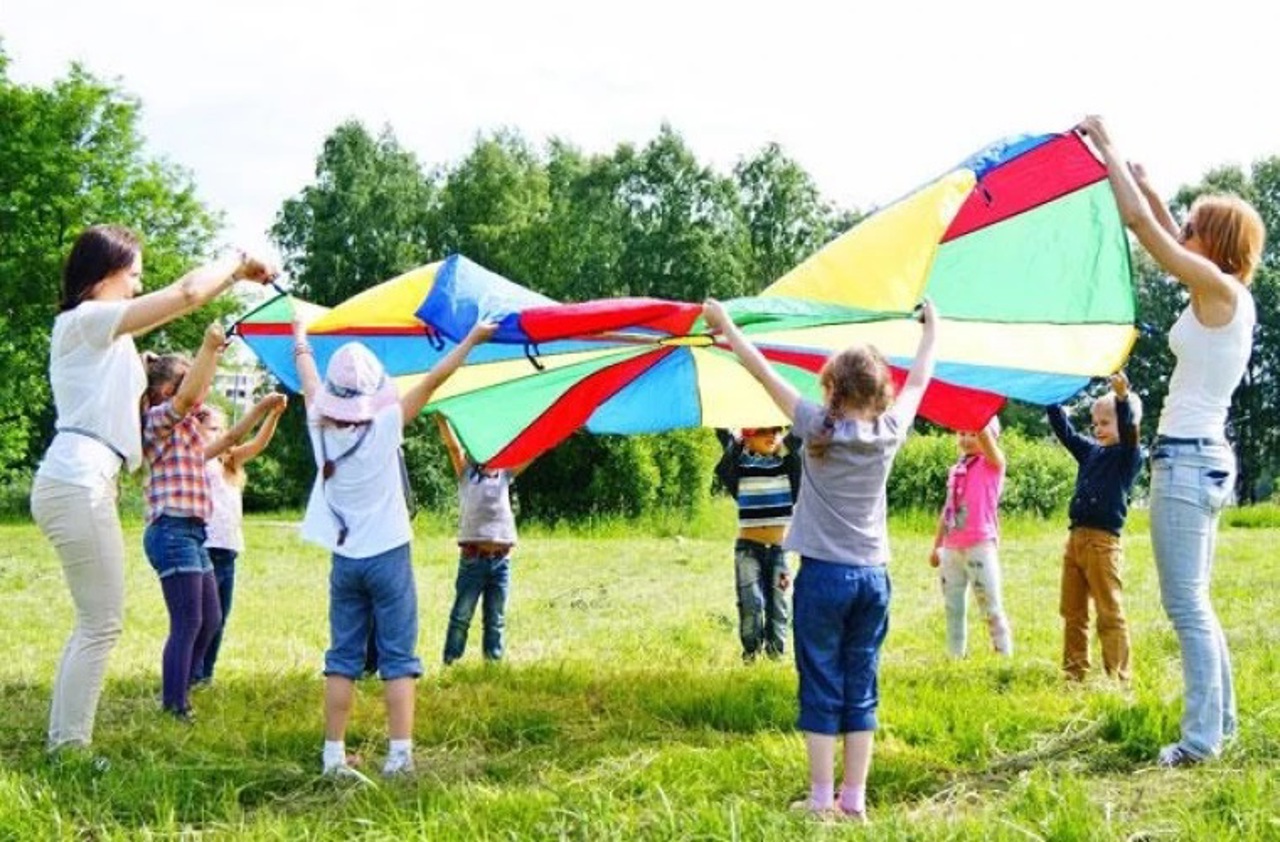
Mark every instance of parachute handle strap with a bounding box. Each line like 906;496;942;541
524;343;545;371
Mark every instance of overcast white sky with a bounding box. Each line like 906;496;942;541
5;0;1278;260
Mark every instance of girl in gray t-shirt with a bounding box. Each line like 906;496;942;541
702;298;938;822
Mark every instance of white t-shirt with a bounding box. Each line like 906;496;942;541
205;458;245;553
1158;293;1256;439
36;300;147;486
300;404;412;558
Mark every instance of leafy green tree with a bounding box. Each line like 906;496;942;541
734;142;841;289
272;121;437;306
0;51;218;479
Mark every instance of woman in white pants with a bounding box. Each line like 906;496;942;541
31;225;275;751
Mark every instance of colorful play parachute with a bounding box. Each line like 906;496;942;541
413;130;1135;467
235;129;1135;469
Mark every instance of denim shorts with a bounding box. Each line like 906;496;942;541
325;542;422;680
143;515;212;580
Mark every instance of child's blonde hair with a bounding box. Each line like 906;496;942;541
199;404;247;488
1094;390;1143;428
809;344;895;458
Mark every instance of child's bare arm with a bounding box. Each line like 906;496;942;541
401;322;497;424
172;323;225;417
434;414;467;478
893;299;939;423
703;299;799;420
977;422;1006;471
292;319;322;406
228;394;288;466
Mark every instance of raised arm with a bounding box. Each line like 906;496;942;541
172;323;226;416
1046;404;1092;463
891;298;939;423
702;299;799;420
400;322;498;424
116;251;278;339
434;414;467;478
204;397;268;461
292;318;322;407
226;394;288;467
976;421;1006;472
1128;162;1180;239
1077;117;1240;310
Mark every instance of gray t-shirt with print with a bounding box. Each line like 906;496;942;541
782;398;912;566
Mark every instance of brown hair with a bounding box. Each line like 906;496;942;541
808;344;895;458
1187;195;1266;285
61;225;142;311
142;351;191;409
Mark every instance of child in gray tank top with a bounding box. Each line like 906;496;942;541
437;416;532;664
703;297;939;823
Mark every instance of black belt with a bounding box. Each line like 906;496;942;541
1155;435;1226;447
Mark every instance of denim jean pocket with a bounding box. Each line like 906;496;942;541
1200;468;1234;513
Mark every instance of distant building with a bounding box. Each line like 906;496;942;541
213;365;264;418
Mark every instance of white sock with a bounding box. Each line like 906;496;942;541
388;738;412;757
323;740;346;770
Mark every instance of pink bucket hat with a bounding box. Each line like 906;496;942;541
314;342;399;423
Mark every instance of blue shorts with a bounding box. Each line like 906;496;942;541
143;515;212;579
325;543;422;681
793;558;891;734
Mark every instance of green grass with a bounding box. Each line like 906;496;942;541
2;501;1278;839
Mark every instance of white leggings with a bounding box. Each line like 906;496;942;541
30;475;126;749
939;542;1012;657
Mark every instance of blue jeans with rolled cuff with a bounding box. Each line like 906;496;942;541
793;557;891;735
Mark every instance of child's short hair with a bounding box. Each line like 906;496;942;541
1094;390;1143;427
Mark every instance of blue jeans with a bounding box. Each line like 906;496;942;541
325;543;422;680
1150;440;1237;758
193;548;237;682
793;558;891;735
143;515;211;579
443;556;510;663
734;539;790;659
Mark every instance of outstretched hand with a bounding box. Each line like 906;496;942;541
1075;115;1112;149
233;252;280;285
702;299;730;332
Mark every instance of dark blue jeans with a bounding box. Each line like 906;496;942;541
793;558;891;735
443;556;510;663
734;539;790;659
193;548;237;682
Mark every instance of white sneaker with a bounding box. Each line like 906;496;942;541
323;763;375;785
382;752;415;777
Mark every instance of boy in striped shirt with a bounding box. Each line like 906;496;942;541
715;427;802;662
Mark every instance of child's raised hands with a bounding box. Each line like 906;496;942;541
262;392;289;415
1110;370;1130;398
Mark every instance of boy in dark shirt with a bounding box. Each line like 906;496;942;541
1047;372;1144;681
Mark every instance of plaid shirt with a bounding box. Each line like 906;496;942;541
142;401;212;524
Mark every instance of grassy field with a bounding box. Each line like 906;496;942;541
1;503;1278;840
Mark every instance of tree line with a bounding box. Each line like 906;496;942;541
3;51;1279;516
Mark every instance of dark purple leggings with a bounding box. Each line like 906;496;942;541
160;571;222;713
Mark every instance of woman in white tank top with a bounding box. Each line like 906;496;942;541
1077;117;1266;767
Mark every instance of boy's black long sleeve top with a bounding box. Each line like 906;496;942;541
1047;397;1143;535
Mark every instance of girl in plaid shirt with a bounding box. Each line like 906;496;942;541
140;322;227;721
